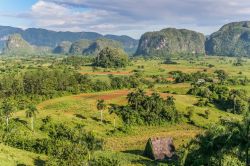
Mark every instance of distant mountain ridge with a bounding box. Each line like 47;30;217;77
0;26;138;54
53;38;123;56
2;21;250;57
3;34;124;56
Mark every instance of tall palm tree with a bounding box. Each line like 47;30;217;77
96;99;106;123
25;104;38;131
230;90;238;114
1;99;15;129
127;89;146;111
109;104;118;128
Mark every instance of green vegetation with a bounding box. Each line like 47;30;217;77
185;113;250;165
94;47;129;68
136;28;205;56
0;26;138;55
2;34;51;56
109;89;180;125
206;21;250;57
83;38;123;56
3;34;35;55
0;55;248;165
1;22;250;165
53;41;72;54
69;39;92;55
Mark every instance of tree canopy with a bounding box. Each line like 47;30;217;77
94;47;128;68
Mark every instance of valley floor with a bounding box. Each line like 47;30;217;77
2;87;240;165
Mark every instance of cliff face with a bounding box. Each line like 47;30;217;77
3;34;51;55
135;28;205;56
3;34;35;55
53;41;72;54
205;21;250;56
83;38;123;56
69;40;92;55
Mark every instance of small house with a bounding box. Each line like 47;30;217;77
143;137;175;160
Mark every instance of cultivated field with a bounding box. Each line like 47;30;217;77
0;56;248;165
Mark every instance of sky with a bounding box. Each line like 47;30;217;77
1;0;250;39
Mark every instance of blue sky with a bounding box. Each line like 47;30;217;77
0;0;36;11
1;0;250;39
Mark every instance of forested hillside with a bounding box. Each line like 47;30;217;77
135;28;205;56
206;21;250;57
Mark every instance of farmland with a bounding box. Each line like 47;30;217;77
0;55;248;165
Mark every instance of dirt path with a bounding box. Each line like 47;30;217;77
72;89;130;100
80;71;132;75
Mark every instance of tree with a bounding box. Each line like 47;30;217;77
96;100;106;123
110;90;180;125
127;89;146;111
166;96;175;106
108;104;117;128
1;99;15;129
204;109;210;119
230;90;238;114
94;47;128;68
25;104;38;131
186;106;195;122
214;70;228;83
230;113;250;166
186;113;250;166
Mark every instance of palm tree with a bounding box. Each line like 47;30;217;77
96;99;106;123
127;89;146;111
127;91;139;111
230;90;238;114
109;104;118;128
166;96;175;106
1;99;15;129
25;104;38;131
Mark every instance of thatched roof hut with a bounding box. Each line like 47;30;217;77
143;137;175;160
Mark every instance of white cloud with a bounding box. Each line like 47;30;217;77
29;1;112;29
2;0;250;38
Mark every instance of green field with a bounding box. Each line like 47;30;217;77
0;56;248;165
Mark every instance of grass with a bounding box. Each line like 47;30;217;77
11;89;239;159
1;56;249;165
0;144;47;166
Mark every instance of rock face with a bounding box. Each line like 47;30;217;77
3;34;34;55
205;21;250;56
3;34;51;55
53;41;72;54
83;38;123;55
135;28;205;56
69;40;92;55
